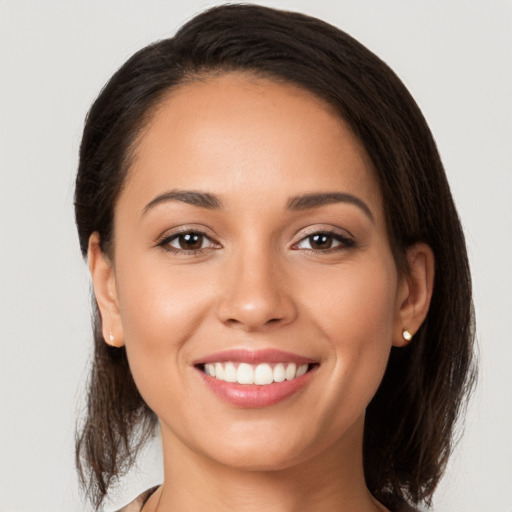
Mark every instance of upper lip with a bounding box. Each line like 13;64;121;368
193;348;316;366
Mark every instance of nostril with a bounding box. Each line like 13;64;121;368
224;316;283;330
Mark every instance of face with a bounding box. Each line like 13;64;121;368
99;74;410;471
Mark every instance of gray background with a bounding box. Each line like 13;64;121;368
1;1;511;511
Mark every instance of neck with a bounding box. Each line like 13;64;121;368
146;416;384;512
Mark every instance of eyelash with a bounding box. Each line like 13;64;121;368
156;229;220;255
156;229;355;255
292;229;356;254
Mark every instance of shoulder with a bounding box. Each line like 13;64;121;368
116;486;159;512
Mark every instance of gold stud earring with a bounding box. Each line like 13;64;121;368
402;328;412;342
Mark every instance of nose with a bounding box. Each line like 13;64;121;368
215;249;297;332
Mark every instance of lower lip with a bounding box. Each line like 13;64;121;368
197;368;316;408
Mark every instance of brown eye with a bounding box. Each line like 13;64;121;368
308;233;334;250
168;232;209;251
180;233;203;250
295;231;354;252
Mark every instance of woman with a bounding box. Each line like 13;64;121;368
74;4;475;511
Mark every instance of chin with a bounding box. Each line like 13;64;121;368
193;419;333;473
210;444;306;473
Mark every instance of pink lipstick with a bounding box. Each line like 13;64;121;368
194;349;318;408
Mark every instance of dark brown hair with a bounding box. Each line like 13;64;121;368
74;4;476;510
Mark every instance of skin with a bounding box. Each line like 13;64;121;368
89;73;434;512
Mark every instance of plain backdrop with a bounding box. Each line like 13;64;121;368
0;1;511;511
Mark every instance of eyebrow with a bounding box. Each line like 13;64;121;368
142;190;222;216
142;189;373;221
286;192;374;221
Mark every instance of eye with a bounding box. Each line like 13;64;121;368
158;230;219;253
294;231;354;252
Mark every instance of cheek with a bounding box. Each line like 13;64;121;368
114;255;216;406
301;256;399;410
304;256;398;341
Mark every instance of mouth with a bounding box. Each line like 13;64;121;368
194;349;319;408
198;361;314;385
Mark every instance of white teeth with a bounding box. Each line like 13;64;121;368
215;362;224;380
203;361;311;385
273;363;285;383
224;362;237;383
296;364;308;377
254;363;273;385
285;363;296;381
237;363;254;384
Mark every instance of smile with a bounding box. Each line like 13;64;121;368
194;349;318;408
202;362;310;385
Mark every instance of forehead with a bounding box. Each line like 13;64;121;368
122;73;383;219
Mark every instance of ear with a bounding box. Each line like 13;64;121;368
87;232;125;348
393;243;435;347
